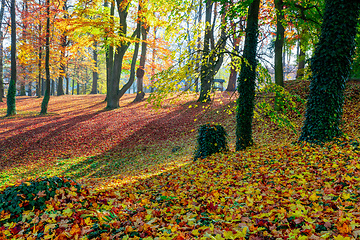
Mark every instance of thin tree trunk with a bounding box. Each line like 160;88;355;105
40;0;51;114
134;21;148;102
226;21;241;92
91;42;98;94
195;1;202;93
235;0;260;150
20;82;26;96
6;0;17;116
66;74;69;94
0;0;4;101
296;33;306;80
37;47;42;97
198;0;213;102
274;0;285;111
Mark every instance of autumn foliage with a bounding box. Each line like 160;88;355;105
0;81;360;239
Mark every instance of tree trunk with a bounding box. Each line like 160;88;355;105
105;0;114;102
0;0;4;101
226;24;240;92
28;82;32;96
20;82;26;96
235;0;260;150
197;0;212;103
40;0;51;114
106;1;141;109
299;0;360;143
296;33;306;80
57;44;65;96
37;47;42;97
91;42;98;94
274;0;285;111
134;23;148;102
66;74;69;94
6;0;17;116
51;79;55;95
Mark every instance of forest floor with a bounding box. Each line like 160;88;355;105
0;80;360;239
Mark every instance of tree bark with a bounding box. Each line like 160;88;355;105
134;22;148;102
197;0;213;102
235;0;260;150
91;42;98;94
296;33;306;80
40;0;51;114
274;0;285;111
6;0;17;116
0;0;4;101
299;0;360;143
57;34;66;96
106;0;141;109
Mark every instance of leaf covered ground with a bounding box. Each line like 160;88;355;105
0;81;360;239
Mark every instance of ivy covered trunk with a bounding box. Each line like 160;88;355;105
235;0;260;151
299;0;360;143
6;0;17;116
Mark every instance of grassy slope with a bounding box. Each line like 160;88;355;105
0;81;360;239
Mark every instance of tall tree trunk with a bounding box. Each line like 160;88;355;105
66;74;69;94
134;22;148;102
0;0;4;101
235;0;260;150
40;0;51;114
0;32;3;100
51;79;55;95
91;42;98;94
197;0;213;102
37;47;42;97
226;21;241;92
6;0;17;116
105;0;114;102
296;32;306;80
28;82;32;96
274;0;285;111
20;82;26;96
106;1;141;109
195;1;202;93
299;0;360;143
57;34;65;96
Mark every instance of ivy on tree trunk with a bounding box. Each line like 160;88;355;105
299;0;360;143
6;0;17;116
235;0;260;151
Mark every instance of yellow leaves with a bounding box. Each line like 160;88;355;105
341;192;351;200
191;229;200;236
333;236;351;240
62;208;73;217
0;210;11;221
309;192;319;201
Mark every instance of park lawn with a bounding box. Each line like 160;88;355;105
0;81;360;239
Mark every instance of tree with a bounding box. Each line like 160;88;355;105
134;22;148;102
106;1;141;109
235;0;260;151
198;1;227;102
274;0;284;111
40;0;51;114
299;0;360;143
0;0;5;101
7;0;17;116
90;41;98;94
